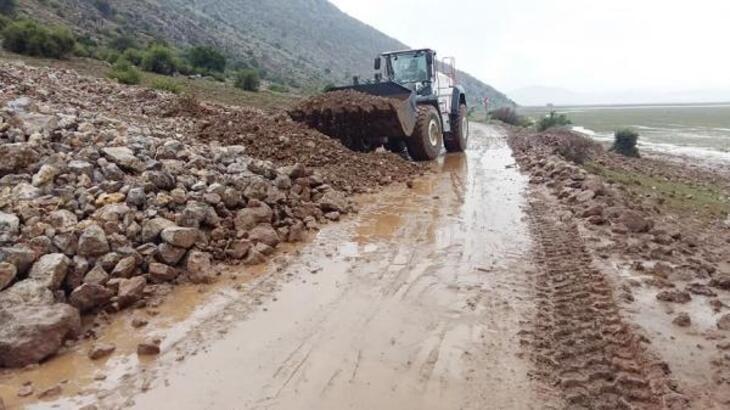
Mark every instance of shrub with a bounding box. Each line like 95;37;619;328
1;20;75;58
537;111;572;132
151;77;182;94
322;83;336;92
122;48;143;65
0;0;16;16
268;83;289;93
555;132;601;164
0;14;10;31
234;69;260;91
187;45;226;73
489;107;527;127
611;129;640;157
94;0;114;18
108;59;141;85
109;34;137;52
141;45;178;75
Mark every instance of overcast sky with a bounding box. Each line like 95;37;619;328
329;0;730;101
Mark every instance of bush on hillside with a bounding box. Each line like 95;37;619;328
0;14;10;31
537;110;572;132
151;77;182;94
0;0;16;16
489;107;528;127
234;69;260;91
108;58;141;85
141;45;178;75
268;83;289;93
109;34;137;52
1;20;75;59
556;132;600;164
187;45;226;73
94;0;114;18
122;48;144;65
611;129;640;157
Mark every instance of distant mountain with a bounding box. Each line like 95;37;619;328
17;0;514;108
511;85;730;106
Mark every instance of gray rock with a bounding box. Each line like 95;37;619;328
28;253;71;290
144;170;176;191
0;262;17;290
126;187;147;208
243;249;266;265
0;143;39;176
48;210;78;231
234;203;273;231
69;283;113;312
0;303;80;368
16;112;58;136
102;147;144;174
185;250;212;284
0;279;54;308
111;256;137;278
248;225;280;247
83;265;109;286
0;246;36;275
12;182;40;200
32;164;59;187
617;211;652;233
88;343;116;360
148;262;180;282
0;212;19;243
318;190;347;213
141;218;176;243
78;224;110;256
225;240;251;260
157;243;187;265
68;160;93;176
117;276;146;308
161;227;199;249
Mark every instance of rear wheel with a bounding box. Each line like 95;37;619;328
444;104;468;152
406;106;442;161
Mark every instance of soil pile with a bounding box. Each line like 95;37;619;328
196;104;425;193
289;89;399;114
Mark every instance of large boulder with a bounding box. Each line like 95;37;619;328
0;279;54;308
0;304;81;368
28;253;71;290
0;246;36;276
141;218;176;243
234;202;273;231
248;225;280;247
69;283;114;312
101;147;144;174
617;210;653;233
148;262;180;282
185;250;213;284
117;276;146;308
78;224;110;257
161;227;199;249
318;190;347;213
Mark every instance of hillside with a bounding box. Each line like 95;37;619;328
15;0;514;108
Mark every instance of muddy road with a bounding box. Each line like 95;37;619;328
131;123;548;409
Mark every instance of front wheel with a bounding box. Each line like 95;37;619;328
406;106;442;161
444;104;468;152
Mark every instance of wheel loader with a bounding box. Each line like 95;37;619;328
289;49;469;161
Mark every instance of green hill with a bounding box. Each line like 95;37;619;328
15;0;514;107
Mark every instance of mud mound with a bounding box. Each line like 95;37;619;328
196;105;425;194
289;89;398;114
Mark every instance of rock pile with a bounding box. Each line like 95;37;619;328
0;62;421;367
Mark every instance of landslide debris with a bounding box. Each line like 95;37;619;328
0;62;422;367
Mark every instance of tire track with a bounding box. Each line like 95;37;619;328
524;195;687;409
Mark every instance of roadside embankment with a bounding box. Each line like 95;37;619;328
509;127;730;408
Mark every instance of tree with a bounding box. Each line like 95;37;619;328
187;45;226;73
141;45;178;75
234;69;260;92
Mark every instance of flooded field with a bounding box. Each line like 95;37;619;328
520;103;730;163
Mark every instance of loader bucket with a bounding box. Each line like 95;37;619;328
288;82;417;140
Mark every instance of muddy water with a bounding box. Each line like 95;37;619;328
5;124;547;409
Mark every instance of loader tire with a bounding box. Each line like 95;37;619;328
444;104;468;152
406;106;442;161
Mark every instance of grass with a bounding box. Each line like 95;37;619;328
584;162;730;218
0;50;300;111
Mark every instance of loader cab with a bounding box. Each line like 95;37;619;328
377;49;436;97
